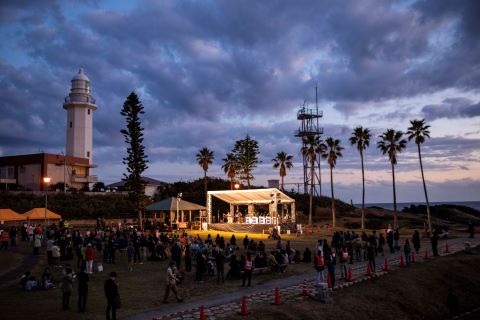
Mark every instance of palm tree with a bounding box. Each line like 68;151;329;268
222;153;237;190
196;147;215;204
349;126;372;230
301;135;320;226
377;129;407;228
321;137;344;228
407;119;432;234
272;151;293;191
315;142;327;196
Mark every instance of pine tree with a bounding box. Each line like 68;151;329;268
232;134;260;188
120;92;149;229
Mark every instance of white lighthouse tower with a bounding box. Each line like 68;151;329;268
63;68;97;164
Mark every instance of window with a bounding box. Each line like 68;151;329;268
0;166;15;179
87;151;90;157
20;166;26;174
88;109;90;115
70;121;72;128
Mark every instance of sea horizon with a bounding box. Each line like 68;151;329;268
354;200;480;211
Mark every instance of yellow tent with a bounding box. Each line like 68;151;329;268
23;208;62;220
0;209;26;222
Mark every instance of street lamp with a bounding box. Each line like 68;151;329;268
234;183;240;190
176;193;182;228
43;177;51;224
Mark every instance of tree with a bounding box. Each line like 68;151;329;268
92;182;106;192
349;126;372;229
232;135;260;188
301;135;320;225
222;153;238;190
272;151;293;191
196;147;215;203
407;119;432;234
120;92;149;230
377;129;407;228
321;137;344;228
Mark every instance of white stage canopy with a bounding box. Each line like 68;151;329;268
207;188;295;224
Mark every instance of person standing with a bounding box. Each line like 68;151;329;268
9;226;17;247
126;242;134;272
0;230;8;250
243;235;249;250
61;269;74;310
412;230;421;254
85;243;94;274
339;246;348;279
366;242;376;273
162;262;183;303
215;249;226;284
431;230;439;257
242;252;253;287
195;252;206;283
325;249;336;289
77;266;89;312
468;221;475;238
314;251;325;285
46;237;54;265
104;272;119;320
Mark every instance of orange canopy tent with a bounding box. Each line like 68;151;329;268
0;209;26;222
22;208;62;220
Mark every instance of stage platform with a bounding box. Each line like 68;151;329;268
208;223;274;234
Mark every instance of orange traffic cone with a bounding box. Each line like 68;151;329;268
302;279;310;296
200;305;205;320
445;242;450;254
273;287;282;305
327;272;332;289
366;263;372;276
424;248;429;259
347;267;353;282
399;254;405;268
239;296;249;315
383;258;389;271
412;252;416;263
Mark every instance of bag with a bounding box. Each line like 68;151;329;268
97;263;103;272
115;294;122;309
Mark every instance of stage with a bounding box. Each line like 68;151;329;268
208;223;274;234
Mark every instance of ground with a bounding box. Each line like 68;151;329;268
0;228;478;320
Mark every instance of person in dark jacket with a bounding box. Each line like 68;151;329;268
77;266;89;312
104;272;119;320
412;230;421;253
215;249;226;284
195;253;206;283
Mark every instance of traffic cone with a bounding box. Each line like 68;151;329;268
302;279;310;296
239;296;249;315
366;263;372;276
383;258;389;271
412;252;416;263
424;248;429;259
273;287;282;305
200;305;205;320
347;267;353;282
445;242;450;254
399;254;405;268
327;272;332;289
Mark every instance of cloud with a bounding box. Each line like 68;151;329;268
422;98;480;120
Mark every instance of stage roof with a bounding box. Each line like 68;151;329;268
146;197;206;211
208;188;294;205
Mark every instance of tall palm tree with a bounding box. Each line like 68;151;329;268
377;129;407;228
272;151;293;191
407;119;432;234
321;137;344;228
196;147;215;204
222;152;237;190
349;126;372;230
301;135;320;226
315;142;327;196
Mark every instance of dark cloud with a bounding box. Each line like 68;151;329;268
422;98;480;120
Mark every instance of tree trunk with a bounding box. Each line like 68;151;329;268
309;158;314;226
204;170;208;206
330;165;336;228
360;150;365;230
281;175;284;191
418;143;432;234
137;206;143;230
318;159;322;196
391;162;397;228
230;177;234;190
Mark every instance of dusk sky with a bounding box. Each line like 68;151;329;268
0;0;479;204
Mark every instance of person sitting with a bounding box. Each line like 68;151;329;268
254;253;267;269
20;271;31;290
267;251;279;272
42;267;55;289
257;241;265;253
25;276;38;291
292;250;301;263
278;250;289;273
302;248;312;263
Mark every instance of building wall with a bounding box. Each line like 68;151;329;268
17;163;42;191
66;105;93;162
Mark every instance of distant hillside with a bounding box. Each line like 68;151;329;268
402;204;480;225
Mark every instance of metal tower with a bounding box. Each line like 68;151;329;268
295;85;323;195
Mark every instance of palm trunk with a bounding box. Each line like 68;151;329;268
204;170;208;206
330;165;336;228
230;177;234;190
360;150;365;230
418;144;431;234
318;159;322;196
391;162;397;228
281;175;284;191
309;158;314;226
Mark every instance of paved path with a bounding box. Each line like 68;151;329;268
128;237;479;320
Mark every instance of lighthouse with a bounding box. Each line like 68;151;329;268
63;68;97;164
